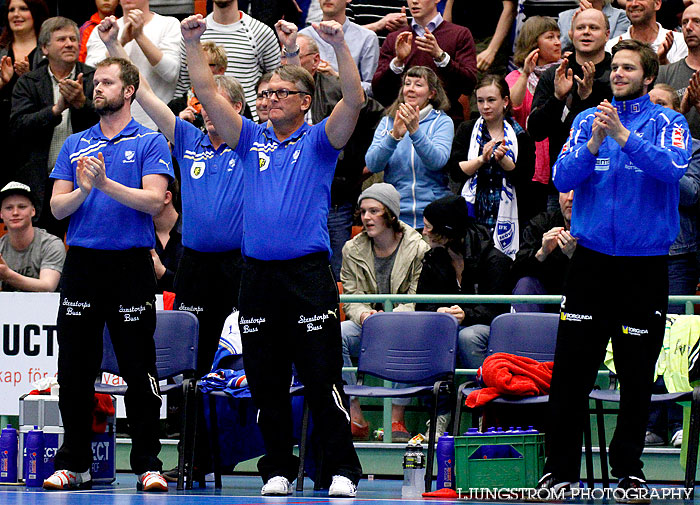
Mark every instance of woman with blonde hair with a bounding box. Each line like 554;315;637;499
365;66;454;230
506;16;562;219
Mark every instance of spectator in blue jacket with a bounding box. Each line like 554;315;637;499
365;65;453;230
537;39;692;496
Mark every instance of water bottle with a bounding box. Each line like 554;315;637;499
0;425;18;483
401;444;418;498
413;443;426;495
436;432;455;490
24;427;44;487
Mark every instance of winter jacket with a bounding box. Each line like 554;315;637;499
553;94;691;256
341;220;430;325
365;108;454;229
415;223;512;326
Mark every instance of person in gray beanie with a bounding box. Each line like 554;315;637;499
340;182;429;442
357;182;401;221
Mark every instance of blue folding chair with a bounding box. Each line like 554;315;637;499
96;310;199;490
452;312;601;487
342;311;459;493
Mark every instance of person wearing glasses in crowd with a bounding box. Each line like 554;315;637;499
181;13;364;497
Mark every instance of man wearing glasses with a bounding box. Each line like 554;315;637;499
181;14;364;498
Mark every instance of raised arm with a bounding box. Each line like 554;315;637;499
98;16;176;142
181;14;242;148
276;20;300;65
315;21;364;149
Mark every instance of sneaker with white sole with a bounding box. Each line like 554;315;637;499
523;472;580;501
423;413;452;440
615;476;650;504
43;469;92;490
261;476;292;496
671;428;683;448
328;475;357;497
137;471;168;492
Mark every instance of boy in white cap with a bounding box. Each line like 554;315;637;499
0;181;65;292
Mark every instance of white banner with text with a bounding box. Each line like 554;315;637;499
0;293;164;417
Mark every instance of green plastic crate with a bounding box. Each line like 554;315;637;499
454;432;545;490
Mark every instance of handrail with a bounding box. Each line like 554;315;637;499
340;294;700;315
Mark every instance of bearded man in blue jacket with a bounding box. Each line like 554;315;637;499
535;39;692;499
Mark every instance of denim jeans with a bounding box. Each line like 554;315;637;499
667;253;698;314
512;276;551;313
327;202;354;279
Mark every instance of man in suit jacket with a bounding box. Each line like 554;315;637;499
10;16;98;238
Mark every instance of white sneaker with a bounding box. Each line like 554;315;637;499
328;475;357;497
424;413;452;440
43;469;92;490
261;476;293;496
671;429;684;448
137;471;168;492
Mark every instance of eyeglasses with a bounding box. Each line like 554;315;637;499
259;89;309;100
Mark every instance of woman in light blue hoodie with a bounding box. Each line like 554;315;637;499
365;66;454;230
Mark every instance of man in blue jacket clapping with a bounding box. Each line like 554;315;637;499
535;39;692;500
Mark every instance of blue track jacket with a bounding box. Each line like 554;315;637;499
552;94;691;256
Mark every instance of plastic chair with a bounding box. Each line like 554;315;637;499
452;313;559;421
452;313;599;486
96;310;199;490
588;376;700;492
316;311;459;493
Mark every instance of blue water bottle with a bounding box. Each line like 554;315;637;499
0;425;18;483
436;432;455;490
24;427;44;487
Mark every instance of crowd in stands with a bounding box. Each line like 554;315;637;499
0;0;699;451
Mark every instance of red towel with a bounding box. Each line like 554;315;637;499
92;393;115;433
163;291;175;310
465;353;554;408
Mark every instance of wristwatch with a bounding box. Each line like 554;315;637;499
283;45;300;57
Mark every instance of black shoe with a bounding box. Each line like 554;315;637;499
522;473;580;501
615;476;651;504
162;468;178;483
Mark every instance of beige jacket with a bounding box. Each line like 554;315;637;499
341;221;430;325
